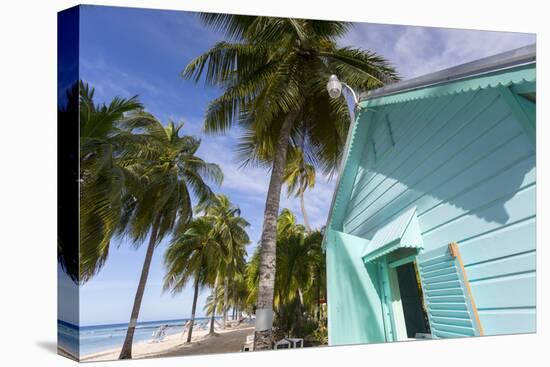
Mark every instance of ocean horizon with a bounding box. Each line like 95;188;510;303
58;317;217;357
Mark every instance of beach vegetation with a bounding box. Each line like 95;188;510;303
60;11;401;357
62;81;143;283
164;216;222;343
196;194;250;331
113;118;222;359
165;194;249;340
184;14;398;348
247;209;326;342
283;148;316;231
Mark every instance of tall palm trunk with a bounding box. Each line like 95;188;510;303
254;112;296;350
187;275;201;343
316;266;321;320
222;276;229;328
299;191;311;231
209;276;219;335
119;218;160;359
294;288;304;336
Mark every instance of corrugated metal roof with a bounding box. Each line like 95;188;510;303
362;207;423;262
362;64;535;107
361;43;536;102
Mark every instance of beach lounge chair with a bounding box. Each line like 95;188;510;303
151;324;168;343
285;338;303;348
274;339;291;350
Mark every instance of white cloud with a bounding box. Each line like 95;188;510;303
81;57;161;99
401;28;534;78
339;23;535;79
278;173;337;230
197;133;272;196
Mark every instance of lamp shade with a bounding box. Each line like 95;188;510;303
326;74;342;99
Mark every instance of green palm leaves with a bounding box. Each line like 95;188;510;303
163;217;220;342
163;195;250;339
66;81;223;358
117;116;222;359
184;15;398;174
76;81;223;284
197;195;250;278
164;217;221;293
117;118;223;246
199;195;250;328
60;11;400;353
78;81;143;282
247;209;325;336
283;148;316;231
186;14;398;347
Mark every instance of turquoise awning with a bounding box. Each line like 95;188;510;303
362;207;423;263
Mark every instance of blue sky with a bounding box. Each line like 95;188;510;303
60;5;534;326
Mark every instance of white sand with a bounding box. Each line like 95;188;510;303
81;322;254;362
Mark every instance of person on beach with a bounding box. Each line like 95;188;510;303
152;324;168;342
181;320;191;339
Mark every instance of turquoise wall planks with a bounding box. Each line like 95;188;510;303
325;63;536;345
326;230;386;344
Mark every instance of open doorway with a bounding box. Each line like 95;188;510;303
386;256;431;341
395;262;431;338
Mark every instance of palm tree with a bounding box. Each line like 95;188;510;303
231;272;251;321
204;268;249;328
213;266;251;323
164;217;221;343
247;209;325;337
60;81;170;285
203;281;224;321
118;119;223;359
275;209;314;307
283;148;316;231
77;81;144;283
197;195;250;329
184;14;398;348
207;274;221;335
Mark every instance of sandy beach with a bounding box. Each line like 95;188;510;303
81;322;255;362
57;345;79;362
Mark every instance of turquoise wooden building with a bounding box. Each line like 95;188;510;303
323;44;536;345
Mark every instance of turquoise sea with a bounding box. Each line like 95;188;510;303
58;317;215;357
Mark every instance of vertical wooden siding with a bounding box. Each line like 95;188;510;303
342;87;535;336
326;230;386;345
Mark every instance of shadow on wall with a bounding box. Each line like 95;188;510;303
343;88;535;239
